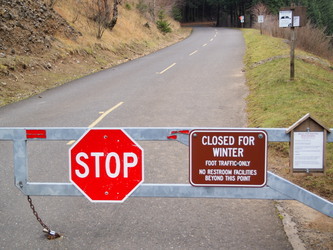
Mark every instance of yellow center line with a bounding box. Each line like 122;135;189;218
158;63;176;74
88;102;124;128
67;101;124;145
189;50;198;56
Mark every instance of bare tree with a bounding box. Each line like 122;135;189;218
148;0;182;21
95;0;109;39
251;2;270;35
86;0;120;39
251;2;269;22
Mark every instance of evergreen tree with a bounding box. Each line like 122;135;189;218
179;0;333;34
300;0;333;34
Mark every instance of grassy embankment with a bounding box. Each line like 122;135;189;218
242;28;333;200
0;1;191;106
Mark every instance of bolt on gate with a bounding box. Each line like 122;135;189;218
0;127;332;218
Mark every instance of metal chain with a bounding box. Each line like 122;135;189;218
27;195;50;231
27;195;61;239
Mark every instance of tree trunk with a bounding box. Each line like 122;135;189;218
108;0;120;30
216;4;220;27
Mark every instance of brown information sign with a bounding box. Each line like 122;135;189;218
190;130;268;187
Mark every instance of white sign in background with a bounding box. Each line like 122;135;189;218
293;132;324;170
258;15;264;23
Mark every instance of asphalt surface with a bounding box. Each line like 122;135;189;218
0;28;292;249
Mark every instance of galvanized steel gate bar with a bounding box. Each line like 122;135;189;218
0;127;332;218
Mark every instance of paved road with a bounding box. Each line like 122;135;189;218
0;28;292;249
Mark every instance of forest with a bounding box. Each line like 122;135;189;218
176;0;333;35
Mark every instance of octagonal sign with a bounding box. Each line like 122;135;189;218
69;129;144;202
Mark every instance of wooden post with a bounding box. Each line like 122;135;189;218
280;4;306;81
290;26;296;81
289;3;296;81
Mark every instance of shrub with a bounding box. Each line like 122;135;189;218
125;3;131;10
296;22;333;60
171;6;182;22
156;19;172;33
156;10;171;34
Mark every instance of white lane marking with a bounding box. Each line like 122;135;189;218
189;50;198;56
158;63;176;74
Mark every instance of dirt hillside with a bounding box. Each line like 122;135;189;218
0;0;79;56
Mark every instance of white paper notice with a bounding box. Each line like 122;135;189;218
293;16;300;27
293;132;323;170
279;10;292;28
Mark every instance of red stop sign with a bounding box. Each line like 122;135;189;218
69;129;144;202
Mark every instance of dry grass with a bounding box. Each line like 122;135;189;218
54;0;184;51
254;15;333;62
53;0;188;64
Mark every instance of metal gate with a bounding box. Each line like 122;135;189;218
0;127;332;218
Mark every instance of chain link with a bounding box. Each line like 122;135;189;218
27;195;61;239
27;195;50;232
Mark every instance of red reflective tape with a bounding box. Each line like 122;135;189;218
167;135;177;140
26;130;47;139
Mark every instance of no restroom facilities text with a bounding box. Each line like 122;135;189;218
200;169;258;175
201;169;258;182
